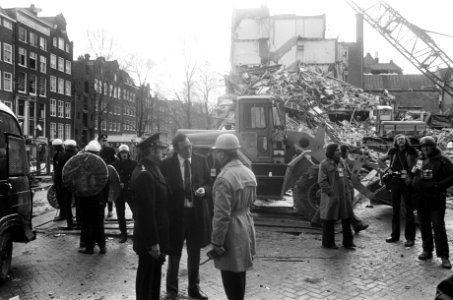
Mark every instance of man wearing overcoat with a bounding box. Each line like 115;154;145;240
161;133;211;300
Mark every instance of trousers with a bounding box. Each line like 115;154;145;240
221;270;246;300
418;207;449;258
136;253;162;300
114;190;134;235
322;219;353;247
390;178;415;241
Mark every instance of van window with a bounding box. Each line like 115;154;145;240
0;112;22;178
244;104;267;129
7;135;28;176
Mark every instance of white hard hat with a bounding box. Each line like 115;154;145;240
213;133;240;150
52;139;63;146
64;139;77;147
118;144;129;153
85;140;101;153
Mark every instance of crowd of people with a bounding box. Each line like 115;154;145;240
51;132;257;300
318;134;453;270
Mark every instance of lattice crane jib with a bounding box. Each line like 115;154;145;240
345;0;453;104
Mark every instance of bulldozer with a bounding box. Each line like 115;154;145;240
178;95;378;222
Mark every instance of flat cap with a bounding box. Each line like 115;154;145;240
137;132;168;150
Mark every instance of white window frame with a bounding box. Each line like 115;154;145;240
65;102;71;119
3;19;12;30
52;37;57;47
3;43;12;64
18;27;27;43
50;54;56;69
39;37;47;51
17;72;26;93
18;48;27;67
65;60;71;75
29;32;37;47
58;100;64;118
28;74;37;95
29;52;37;70
50;76;56;92
50;122;56;140
3;72;12;92
65;124;71;139
65;43;70;53
58;78;64;94
50;99;56;116
39;56;47;73
65;80;71;96
58;123;64;139
58;57;64;72
58;38;64;50
38;77;46;97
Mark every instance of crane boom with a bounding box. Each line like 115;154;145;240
345;0;453;106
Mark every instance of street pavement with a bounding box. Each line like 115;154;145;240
1;199;452;299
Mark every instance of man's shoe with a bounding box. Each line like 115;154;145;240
322;244;339;249
118;235;127;243
385;237;399;243
188;288;208;300
418;251;433;260
442;257;452;269
404;240;415;247
78;248;94;254
343;243;357;250
163;292;178;300
353;224;369;234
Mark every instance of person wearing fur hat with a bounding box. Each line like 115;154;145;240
318;143;355;249
52;138;66;222
379;134;418;247
112;144;137;243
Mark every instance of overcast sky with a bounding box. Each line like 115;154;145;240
3;0;453;99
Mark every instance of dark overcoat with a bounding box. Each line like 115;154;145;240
131;159;170;255
161;153;212;254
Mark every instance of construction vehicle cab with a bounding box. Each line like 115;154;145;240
0;102;35;281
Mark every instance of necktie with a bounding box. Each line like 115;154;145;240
184;159;193;203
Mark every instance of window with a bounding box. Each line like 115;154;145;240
3;19;12;30
58;37;64;50
65;124;71;139
58;78;64;94
38;77;46;97
65;43;70;53
65;80;71;96
50;76;56;92
39;37;47;51
28;74;37;95
50;99;56;116
17;72;26;93
110;84;113;97
50;123;56;139
52;37;57;47
39;56;47;73
3;43;12;63
58;100;64;117
65;102;71;118
18;27;27;43
58;57;64;72
58;123;64;139
29;52;37;70
50;54;56;69
29;32;37;47
103;83;108;95
18;48;27;66
101;121;106;131
17;100;25;117
245;105;266;129
3;72;12;91
65;60;71;74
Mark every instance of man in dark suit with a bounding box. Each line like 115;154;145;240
131;133;170;300
161;133;212;300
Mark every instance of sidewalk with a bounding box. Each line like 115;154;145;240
1;202;452;299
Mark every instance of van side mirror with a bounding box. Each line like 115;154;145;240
6;134;29;177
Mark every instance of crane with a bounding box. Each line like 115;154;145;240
345;0;453;112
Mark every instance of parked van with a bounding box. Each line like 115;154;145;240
0;102;35;281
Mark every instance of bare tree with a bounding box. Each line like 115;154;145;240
180;41;198;129
85;29;120;61
197;61;223;128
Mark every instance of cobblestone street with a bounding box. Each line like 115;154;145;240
1;197;452;300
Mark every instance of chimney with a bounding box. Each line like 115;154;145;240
356;13;364;88
375;51;379;63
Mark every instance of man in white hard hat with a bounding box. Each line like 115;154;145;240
112;144;137;243
52;138;66;221
210;133;256;300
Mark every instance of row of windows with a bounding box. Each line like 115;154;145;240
93;119;135;132
93;79;135;101
18;27;48;51
17;48;48;73
16;72;47;96
50;54;71;74
50;76;71;96
1;18;13;30
50;123;71;140
52;37;70;53
50;99;71;119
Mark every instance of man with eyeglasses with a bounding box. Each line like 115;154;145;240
412;136;453;269
161;133;212;300
379;134;418;247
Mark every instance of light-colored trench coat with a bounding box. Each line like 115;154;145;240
211;159;257;272
318;158;353;221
